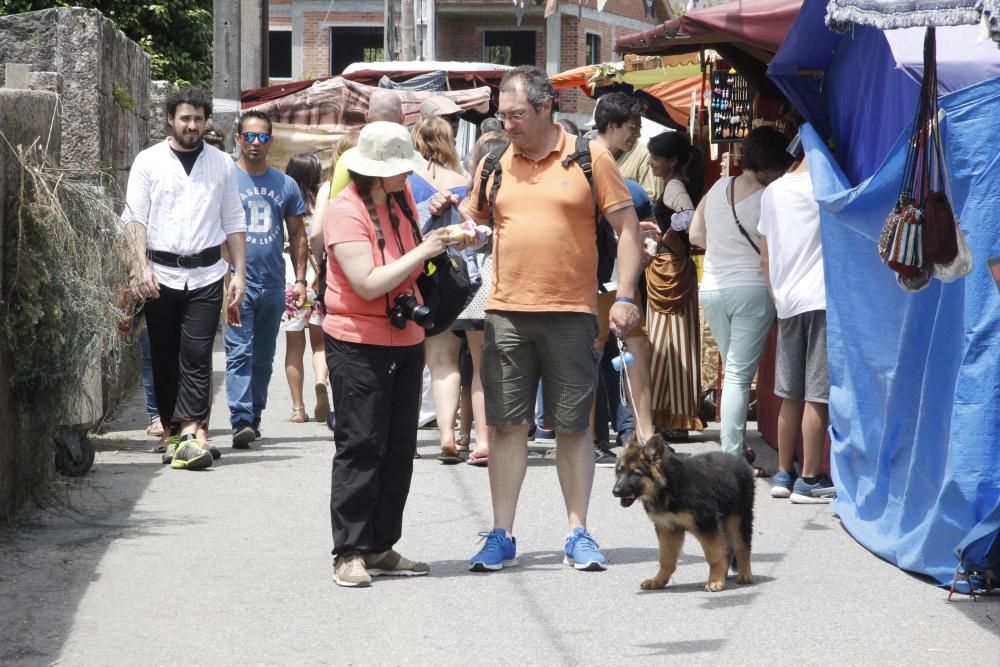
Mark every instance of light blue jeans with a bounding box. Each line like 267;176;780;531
700;286;776;456
225;284;286;427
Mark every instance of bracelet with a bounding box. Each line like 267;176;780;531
615;297;638;306
294;279;307;285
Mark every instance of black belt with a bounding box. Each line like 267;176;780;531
147;246;222;269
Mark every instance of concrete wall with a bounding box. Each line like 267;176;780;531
0;8;152;523
0;90;61;525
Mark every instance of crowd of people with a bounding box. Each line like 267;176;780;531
122;65;833;589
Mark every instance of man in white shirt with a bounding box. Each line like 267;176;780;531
122;87;248;471
758;154;834;503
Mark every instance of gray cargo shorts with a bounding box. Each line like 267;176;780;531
775;309;829;403
481;311;599;433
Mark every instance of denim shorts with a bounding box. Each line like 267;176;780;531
481;311;599;433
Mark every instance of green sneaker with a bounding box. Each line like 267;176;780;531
170;439;213;470
161;435;183;465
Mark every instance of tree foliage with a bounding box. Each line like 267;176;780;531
0;1;213;88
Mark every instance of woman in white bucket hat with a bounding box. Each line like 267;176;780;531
322;121;451;587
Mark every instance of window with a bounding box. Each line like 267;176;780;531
329;27;384;77
586;32;602;66
484;31;536;67
269;30;292;79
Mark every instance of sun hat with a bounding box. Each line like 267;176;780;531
340;121;427;178
419;95;463;118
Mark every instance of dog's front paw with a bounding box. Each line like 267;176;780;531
704;580;726;592
640;577;667;590
736;572;753;585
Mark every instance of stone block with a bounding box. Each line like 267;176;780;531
0;89;61;525
0;7;150;202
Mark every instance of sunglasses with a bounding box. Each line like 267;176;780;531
240;131;271;144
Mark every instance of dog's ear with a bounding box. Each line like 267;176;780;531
641;434;667;464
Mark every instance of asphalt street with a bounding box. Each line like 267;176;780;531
1;336;998;665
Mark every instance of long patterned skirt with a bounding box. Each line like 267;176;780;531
647;292;704;432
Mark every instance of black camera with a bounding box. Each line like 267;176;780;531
387;293;433;330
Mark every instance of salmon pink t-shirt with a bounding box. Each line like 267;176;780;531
322;183;425;347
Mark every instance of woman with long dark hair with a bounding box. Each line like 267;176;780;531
281;152;330;423
645;131;705;436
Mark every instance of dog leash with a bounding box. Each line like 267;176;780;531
615;336;647;447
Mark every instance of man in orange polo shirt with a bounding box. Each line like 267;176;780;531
432;66;643;572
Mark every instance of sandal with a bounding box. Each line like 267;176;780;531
456;432;471;453
290;406;308;423
146;419;164;438
744;448;770;478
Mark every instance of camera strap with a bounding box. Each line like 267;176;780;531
361;190;417;317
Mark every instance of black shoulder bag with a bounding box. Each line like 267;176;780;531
728;177;760;254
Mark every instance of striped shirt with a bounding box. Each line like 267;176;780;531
121;139;246;290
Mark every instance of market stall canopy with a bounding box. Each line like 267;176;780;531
615;0;803;58
340;60;513;88
769;0;1000;183
614;0;803;97
825;0;1000;44
244;77;492;173
549;55;701;92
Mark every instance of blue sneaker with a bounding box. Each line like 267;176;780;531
469;528;517;572
770;470;796;499
535;426;556;442
790;475;836;504
563;527;608;571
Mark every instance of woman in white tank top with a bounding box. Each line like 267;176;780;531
688;127;793;469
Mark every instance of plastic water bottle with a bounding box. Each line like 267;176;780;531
611;351;634;372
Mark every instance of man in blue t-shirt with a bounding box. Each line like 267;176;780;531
226;110;307;447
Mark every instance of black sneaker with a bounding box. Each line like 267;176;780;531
594;441;617;467
252;417;262;439
232;421;256;449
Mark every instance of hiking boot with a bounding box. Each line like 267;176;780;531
365;549;430;577
564;526;608;571
160;434;183;465
170;439;213;470
770;470;796;499
469;528;517;572
594;441;617;468
232;421;256;449
790;475;836;504
333;551;371;588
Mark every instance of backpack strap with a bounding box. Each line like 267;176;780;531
476;142;510;229
562;135;598;225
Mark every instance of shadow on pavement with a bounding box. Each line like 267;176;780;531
0;454;168;665
633;638;728;657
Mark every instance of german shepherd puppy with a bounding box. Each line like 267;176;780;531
612;434;755;592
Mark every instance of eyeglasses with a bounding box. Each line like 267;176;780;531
494;109;530;124
240;131;271;144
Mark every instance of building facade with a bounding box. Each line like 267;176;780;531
267;0;659;116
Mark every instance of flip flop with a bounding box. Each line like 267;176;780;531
467;451;488;467
436;453;463;465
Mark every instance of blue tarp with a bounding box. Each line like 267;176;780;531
782;62;1000;585
770;0;1000;185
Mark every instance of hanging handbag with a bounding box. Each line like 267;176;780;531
879;28;936;281
929;116;973;282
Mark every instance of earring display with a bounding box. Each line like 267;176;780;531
709;69;751;144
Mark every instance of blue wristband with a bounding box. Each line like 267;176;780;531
615;297;638;306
